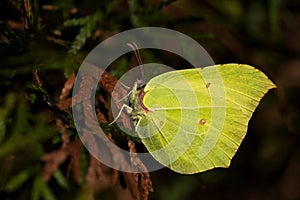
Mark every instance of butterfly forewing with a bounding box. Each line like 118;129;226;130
133;64;275;174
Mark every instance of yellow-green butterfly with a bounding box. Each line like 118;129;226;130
112;48;276;174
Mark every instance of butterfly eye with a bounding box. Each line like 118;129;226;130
137;84;145;90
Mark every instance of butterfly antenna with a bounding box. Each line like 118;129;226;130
118;80;131;90
116;90;132;103
127;41;145;80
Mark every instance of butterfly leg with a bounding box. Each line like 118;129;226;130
108;104;133;125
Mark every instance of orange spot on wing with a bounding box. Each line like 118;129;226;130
199;119;206;125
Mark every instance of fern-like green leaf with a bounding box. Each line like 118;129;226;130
32;175;56;200
64;12;103;54
5;170;31;192
53;170;69;190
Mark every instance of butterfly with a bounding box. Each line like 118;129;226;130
111;43;276;174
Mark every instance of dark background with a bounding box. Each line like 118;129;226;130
0;0;299;199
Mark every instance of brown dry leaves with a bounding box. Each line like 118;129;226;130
36;62;153;200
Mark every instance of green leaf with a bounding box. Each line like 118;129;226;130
0;102;55;158
64;12;103;54
53;170;69;190
29;93;37;104
5;170;31;192
127;64;276;174
52;134;62;144
0;93;16;142
80;148;89;185
32;175;56;200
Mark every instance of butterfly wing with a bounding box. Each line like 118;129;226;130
136;64;276;174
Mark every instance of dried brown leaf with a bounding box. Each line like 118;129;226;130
41;139;83;182
56;118;70;147
56;97;72;110
59;71;76;101
128;140;154;200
